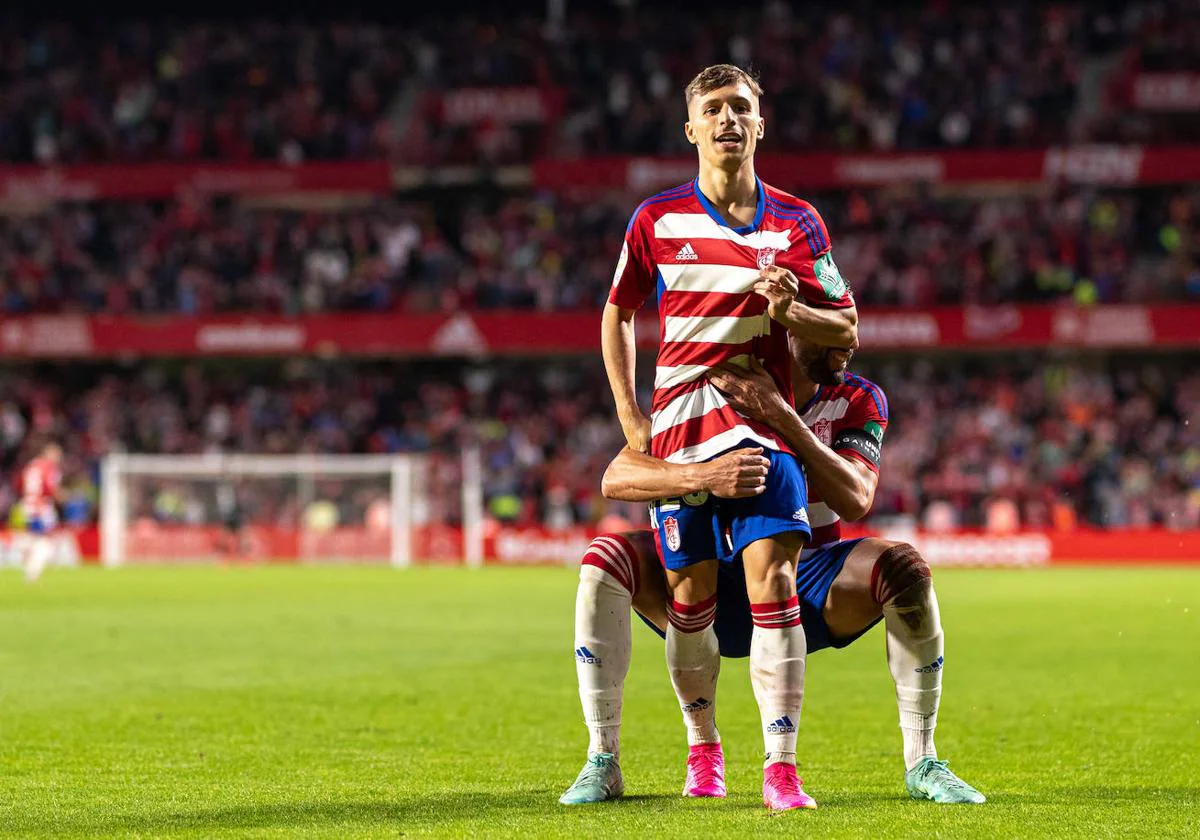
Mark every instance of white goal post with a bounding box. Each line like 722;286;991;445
99;451;485;567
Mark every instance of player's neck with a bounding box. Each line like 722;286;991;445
696;161;758;226
792;375;819;405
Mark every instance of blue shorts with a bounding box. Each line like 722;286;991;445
649;445;811;571
638;538;881;656
26;516;57;535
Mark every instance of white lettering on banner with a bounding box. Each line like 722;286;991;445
1053;307;1153;346
432;314;488;355
442;88;553;125
0;316;94;356
964;306;1023;341
858;313;940;347
834;156;946;184
0;170;99;203
0;532;81;568
628;159;699;192
1132;74;1200;112
493;530;595;565
195;324;306;352
1044;146;1144;185
908;534;1052;568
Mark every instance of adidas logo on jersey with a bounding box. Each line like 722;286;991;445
766;715;796;734
575;646;602;665
675;242;699;261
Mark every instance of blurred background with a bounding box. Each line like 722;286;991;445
0;0;1197;569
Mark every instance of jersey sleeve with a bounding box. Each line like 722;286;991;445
777;204;854;309
832;382;889;473
607;207;657;310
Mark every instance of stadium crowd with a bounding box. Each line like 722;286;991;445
1;183;1198;315
0;2;1194;166
1;355;1195;533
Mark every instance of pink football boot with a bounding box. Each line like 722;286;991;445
682;743;727;798
763;762;817;811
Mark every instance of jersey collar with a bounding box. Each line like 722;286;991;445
692;175;765;235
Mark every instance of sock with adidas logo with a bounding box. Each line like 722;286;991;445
884;583;944;771
666;595;721;746
574;538;637;758
750;597;806;767
872;543;943;771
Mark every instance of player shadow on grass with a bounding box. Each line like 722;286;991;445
77;790;678;833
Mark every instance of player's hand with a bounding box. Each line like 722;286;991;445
702;447;770;498
708;357;790;423
753;265;799;322
620;411;652;453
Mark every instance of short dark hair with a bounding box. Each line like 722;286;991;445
684;64;763;105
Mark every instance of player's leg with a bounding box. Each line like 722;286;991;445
653;496;725;797
23;520;54;583
729;449;815;811
561;530;657;804
823;538;985;803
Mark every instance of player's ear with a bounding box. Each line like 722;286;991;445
756;114;765;140
684;119;698;147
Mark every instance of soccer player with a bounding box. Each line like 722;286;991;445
19;442;65;583
562;333;984;806
600;63;857;810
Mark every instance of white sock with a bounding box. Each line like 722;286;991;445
665;596;720;746
575;540;636;758
750;597;806;767
884;585;943;770
25;537;53;583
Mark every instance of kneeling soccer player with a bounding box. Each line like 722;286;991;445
560;335;984;807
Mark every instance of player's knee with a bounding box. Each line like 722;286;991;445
744;561;797;603
580;535;638;597
869;542;931;606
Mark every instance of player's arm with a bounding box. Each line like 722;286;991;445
602;211;658;453
601;303;651;453
759;208;858;347
754;266;858;348
708;360;878;520
600;446;770;502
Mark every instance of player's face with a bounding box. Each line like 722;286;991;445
685;83;764;170
791;335;853;386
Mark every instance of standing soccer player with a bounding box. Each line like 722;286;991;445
600;64;857;810
20;442;65;583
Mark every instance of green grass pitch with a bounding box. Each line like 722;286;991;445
1;565;1197;838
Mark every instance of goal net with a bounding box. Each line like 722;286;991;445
99;452;485;567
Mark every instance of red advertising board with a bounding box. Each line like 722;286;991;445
536;146;1200;191
439;87;566;125
38;525;1199;568
0;161;393;203
2;144;1200;204
0;305;1197;359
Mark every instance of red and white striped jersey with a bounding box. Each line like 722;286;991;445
22;457;62;519
796;373;888;557
610;177;854;464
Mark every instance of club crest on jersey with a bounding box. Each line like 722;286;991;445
663;516;681;551
757;247;778;269
812;419;833;445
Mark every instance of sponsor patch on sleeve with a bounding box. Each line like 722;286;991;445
814;251;849;300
